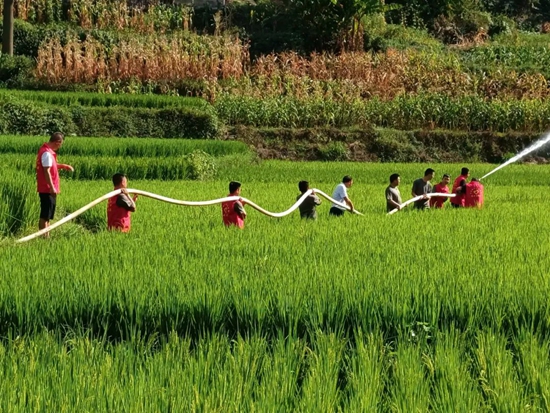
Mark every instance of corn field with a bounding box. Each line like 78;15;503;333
34;37;550;102
215;94;550;132
3;0;194;32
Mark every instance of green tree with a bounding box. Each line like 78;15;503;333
331;0;399;49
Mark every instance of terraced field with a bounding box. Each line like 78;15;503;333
0;136;549;410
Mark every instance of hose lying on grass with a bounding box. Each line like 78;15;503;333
16;188;363;243
387;193;456;215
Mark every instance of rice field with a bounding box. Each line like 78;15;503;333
1;138;549;410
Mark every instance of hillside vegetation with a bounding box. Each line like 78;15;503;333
0;0;549;159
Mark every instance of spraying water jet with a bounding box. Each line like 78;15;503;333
480;131;550;181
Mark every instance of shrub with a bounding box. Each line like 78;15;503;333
370;129;418;162
158;107;220;139
185;150;217;180
0;54;34;84
0;97;219;138
0;99;46;135
318;141;349;161
489;15;517;37
43;107;77;135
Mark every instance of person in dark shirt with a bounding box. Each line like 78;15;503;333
107;173;137;232
297;181;322;220
411;168;434;209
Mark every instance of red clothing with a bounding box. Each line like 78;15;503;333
450;174;468;206
222;197;244;228
36;143;60;193
107;195;132;232
429;183;449;208
465;181;484;208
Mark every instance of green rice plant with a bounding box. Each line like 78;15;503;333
253;335;307;411
514;330;550;412
430;329;485;412
298;331;346;412
343;331;386;412
5;153;253;181
0;90;209;110
387;336;431;413
474;331;529;413
0;136;250;158
0;158;549;408
0;170;38;236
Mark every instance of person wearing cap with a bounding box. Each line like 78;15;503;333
430;173;451;209
297;181;322;220
411;168;435;209
330;175;354;216
222;181;247;228
36;132;74;235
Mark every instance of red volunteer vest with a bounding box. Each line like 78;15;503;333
107;195;132;232
450;174;468;206
36;143;60;193
465;181;484;208
222;197;244;228
429;183;449;208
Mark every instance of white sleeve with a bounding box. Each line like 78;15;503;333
333;184;346;202
341;185;348;199
41;152;53;168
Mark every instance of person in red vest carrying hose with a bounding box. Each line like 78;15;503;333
464;178;484;209
107;173;137;232
36;132;74;236
222;181;246;228
450;167;470;208
430;173;451;209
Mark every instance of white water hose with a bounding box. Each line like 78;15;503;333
387;193;456;215
16;188;363;243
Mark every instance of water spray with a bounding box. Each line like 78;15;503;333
480;131;550;181
16;188;363;243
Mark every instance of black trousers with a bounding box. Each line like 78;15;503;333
329;207;345;217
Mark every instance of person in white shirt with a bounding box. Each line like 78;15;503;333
36;132;74;235
330;175;354;217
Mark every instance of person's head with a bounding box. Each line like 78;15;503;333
112;173;128;188
471;177;479;183
441;174;450;185
298;180;309;193
343;175;353;188
48;132;64;151
424;168;435;181
229;181;242;195
461;167;470;177
389;173;400;186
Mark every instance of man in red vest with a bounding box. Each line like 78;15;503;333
222;181;246;228
465;178;484;209
36;132;74;235
430;173;451;209
107;173;137;232
450;167;469;208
